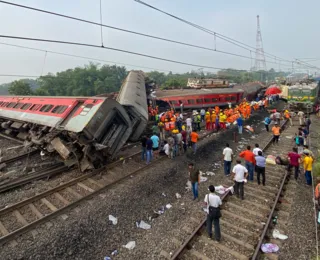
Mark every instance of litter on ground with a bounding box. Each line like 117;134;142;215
272;229;288;240
175;193;181;199
108;215;118;225
261;243;279;253
136;220;151;230
123;241;136;250
166;204;172;209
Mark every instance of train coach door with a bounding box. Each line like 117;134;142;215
59;101;85;128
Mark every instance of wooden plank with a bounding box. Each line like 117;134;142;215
221;232;254;250
190;249;211;260
66;187;82;199
41;198;58;212
222;210;262;228
77;182;95;193
0;220;9;236
87;178;104;188
227;202;265;218
205;238;249;260
220;219;254;236
28;203;43;219
13;210;28;226
54;192;70;206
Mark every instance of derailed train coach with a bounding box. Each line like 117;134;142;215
0;70;148;171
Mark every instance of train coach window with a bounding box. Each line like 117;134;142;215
1;102;9;107
231;96;236;101
40;104;54;112
30;104;42;111
13;103;24;109
225;97;231;101
187;99;195;104
80;104;93;116
52;105;68;114
196;99;202;103
7;102;17;108
204;98;211;103
20;103;32;110
212;98;218;102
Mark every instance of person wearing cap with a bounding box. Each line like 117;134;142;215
204;185;222;242
205;111;211;131
231;159;248;200
302;152;313;186
271;123;281;145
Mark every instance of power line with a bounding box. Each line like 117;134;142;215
134;0;294;64
0;34;299;72
0;0;292;66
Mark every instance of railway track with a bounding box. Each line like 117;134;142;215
170;120;296;260
0;117;228;246
0;150;39;165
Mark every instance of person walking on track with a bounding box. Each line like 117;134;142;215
264;116;271;132
272;123;281;144
239;146;256;181
231;159;248;200
303;152;313;186
287;147;301;181
188;163;200;200
204;185;222;242
222;143;233;176
255;151;266;185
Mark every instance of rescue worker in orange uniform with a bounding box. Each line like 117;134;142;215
205;112;211;130
211;111;216;130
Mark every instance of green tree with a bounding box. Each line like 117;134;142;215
8;80;33;95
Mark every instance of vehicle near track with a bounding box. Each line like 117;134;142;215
151;82;263;110
0;71;148;171
187;78;229;88
287;82;320;112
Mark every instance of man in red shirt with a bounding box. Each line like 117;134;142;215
287;147;301;180
239;145;256;181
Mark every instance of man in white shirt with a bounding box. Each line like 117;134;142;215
163;141;170;158
231;159;248;200
297;110;304;126
204;185;222;242
186;117;192;131
253;143;262;156
222;143;233;176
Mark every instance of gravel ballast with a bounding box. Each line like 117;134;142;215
1;105;292;260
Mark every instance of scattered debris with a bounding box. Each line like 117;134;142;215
185;181;191;191
273;229;288;240
166;204;172;209
136;220;151;230
205;171;215;176
200;176;208;183
123;241;136;250
108;215;118;225
161;192;166;197
104;257;111;260
111;250;118;256
175;193;181;199
261;243;279;253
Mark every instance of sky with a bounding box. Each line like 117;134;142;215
0;0;319;84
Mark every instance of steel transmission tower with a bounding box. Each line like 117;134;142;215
253;15;267;71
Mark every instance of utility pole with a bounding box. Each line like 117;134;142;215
253;15;267;71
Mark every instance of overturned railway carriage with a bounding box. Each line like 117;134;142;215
0;96;132;170
117;70;148;142
0;71;148;171
287;82;320;112
152;82;262;110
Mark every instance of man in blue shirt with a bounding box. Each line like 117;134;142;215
236;116;243;134
264;117;271;132
150;134;160;159
146;137;153;164
255;151;266;185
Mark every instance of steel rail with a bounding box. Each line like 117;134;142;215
0;150;39;165
0;155;165;245
0;162;68;193
171;119;289;260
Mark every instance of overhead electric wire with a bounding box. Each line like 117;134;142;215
134;0;294;64
0;34;299;72
0;0;293;66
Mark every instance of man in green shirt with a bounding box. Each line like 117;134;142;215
188;163;200;200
